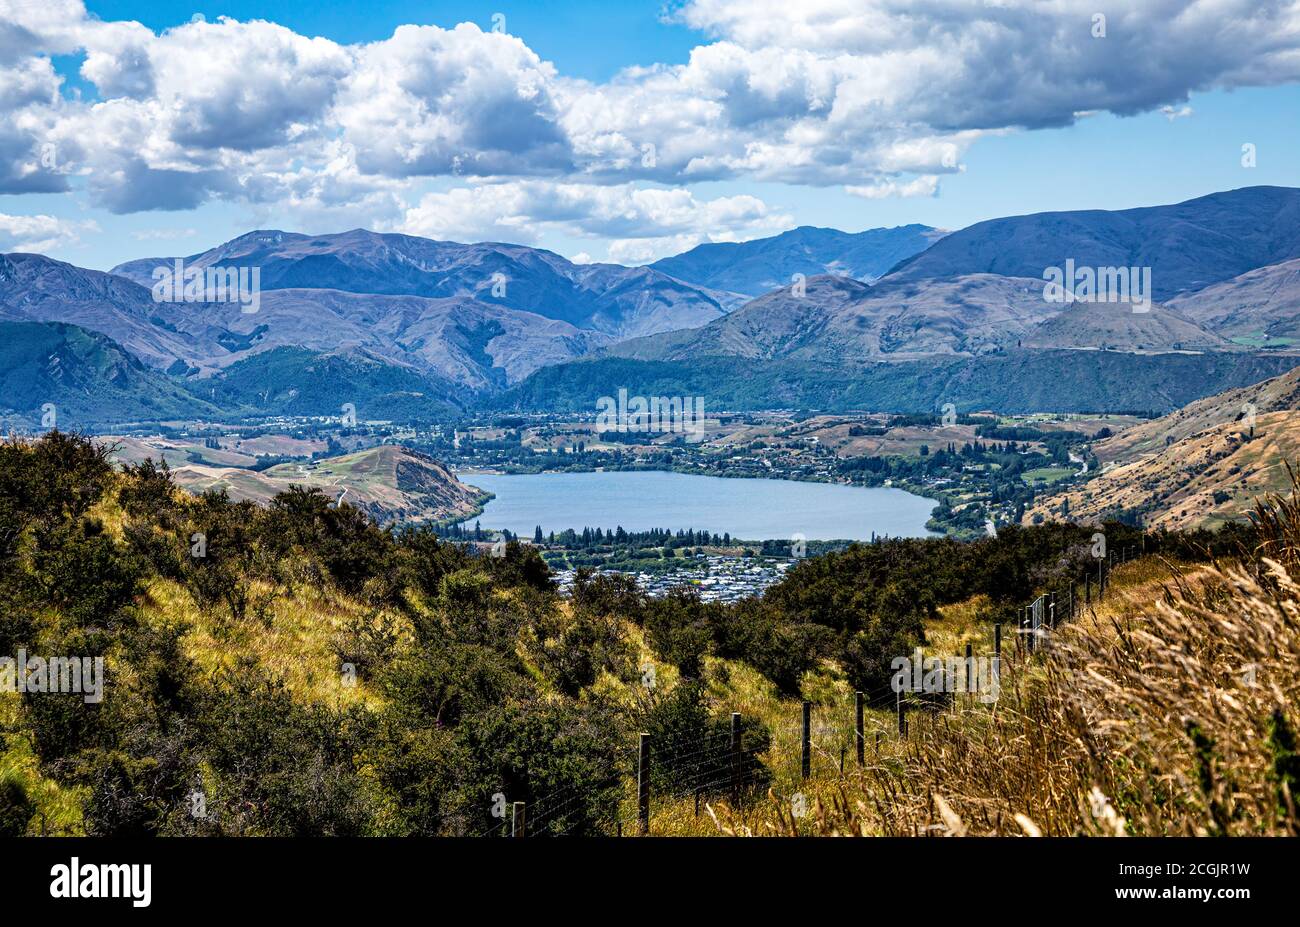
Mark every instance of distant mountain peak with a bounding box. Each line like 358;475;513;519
110;228;732;340
648;223;942;297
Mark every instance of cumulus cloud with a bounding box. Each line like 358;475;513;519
0;212;96;251
1;0;1299;232
336;24;573;179
399;180;790;260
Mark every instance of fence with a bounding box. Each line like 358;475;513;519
483;539;1150;836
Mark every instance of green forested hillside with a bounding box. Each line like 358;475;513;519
0;321;228;430
494;351;1300;415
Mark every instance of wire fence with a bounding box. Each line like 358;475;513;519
480;540;1149;836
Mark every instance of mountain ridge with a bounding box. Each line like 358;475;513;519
110;228;741;339
648;224;944;297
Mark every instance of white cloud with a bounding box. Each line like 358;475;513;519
336;24;572;180
0;212;96;251
1;0;1298;226
846;176;940;199
130;227;196;241
398;180;790;260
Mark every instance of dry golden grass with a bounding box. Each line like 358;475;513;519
651;484;1300;837
0;694;87;835
140;575;394;712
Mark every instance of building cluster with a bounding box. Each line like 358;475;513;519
553;554;793;602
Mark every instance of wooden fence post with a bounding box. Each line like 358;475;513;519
994;622;1002;661
801;700;812;779
896;688;905;737
730;711;741;801
511;801;525;837
637;732;650;836
855;690;865;765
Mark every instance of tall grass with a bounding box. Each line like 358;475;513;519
696;474;1300;837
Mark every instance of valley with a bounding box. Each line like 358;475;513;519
8;0;1300;881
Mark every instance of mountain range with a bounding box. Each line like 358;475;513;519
5;185;1300;426
110;229;743;339
507;186;1300;413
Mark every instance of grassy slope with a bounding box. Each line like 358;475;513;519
649;552;1260;836
7;457;1292;836
114;444;491;526
1028;410;1300;529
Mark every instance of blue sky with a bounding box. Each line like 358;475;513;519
3;1;1299;270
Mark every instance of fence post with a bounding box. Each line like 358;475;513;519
896;688;905;737
637;732;650;836
854;691;865;765
730;711;741;801
1048;591;1057;628
994;622;1002;662
801;700;812;779
511;801;525;837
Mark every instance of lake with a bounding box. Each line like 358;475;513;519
458;470;937;540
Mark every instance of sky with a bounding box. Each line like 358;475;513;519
1;0;1299;270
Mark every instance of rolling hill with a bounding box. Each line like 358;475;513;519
125;444;490;526
1020;302;1230;353
1025;366;1300;529
612;273;1059;362
1165;257;1300;344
